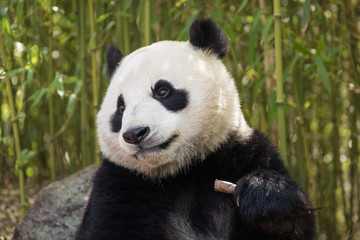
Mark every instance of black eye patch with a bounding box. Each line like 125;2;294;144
110;94;125;132
152;79;189;112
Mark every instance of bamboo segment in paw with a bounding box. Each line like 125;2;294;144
214;179;236;194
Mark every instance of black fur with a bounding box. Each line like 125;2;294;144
76;130;316;240
110;95;125;132
106;45;123;79
152;79;189;112
190;18;229;59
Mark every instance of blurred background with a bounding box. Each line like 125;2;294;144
0;0;359;239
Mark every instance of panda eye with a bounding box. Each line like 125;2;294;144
119;105;125;112
156;87;169;98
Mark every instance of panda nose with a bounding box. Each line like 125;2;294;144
123;127;150;145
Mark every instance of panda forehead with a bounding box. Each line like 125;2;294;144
112;41;210;88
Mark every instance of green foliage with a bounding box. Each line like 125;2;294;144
0;0;359;239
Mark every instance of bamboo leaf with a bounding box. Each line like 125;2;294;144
261;16;273;41
57;77;64;96
283;52;301;81
6;67;26;78
102;21;115;33
56;10;73;29
125;0;133;9
253;64;275;102
63;76;80;84
66;81;81;113
87;32;97;53
66;93;77;114
248;10;261;66
150;13;161;27
215;0;223;22
236;0;249;15
20;149;36;166
302;0;310;27
25;68;35;85
74;81;82;95
96;13;113;23
293;40;312;56
1;17;11;35
177;9;201;41
0;5;7;18
210;10;220;22
29;89;46;109
114;11;132;18
16;0;25;24
313;54;331;93
47;76;59;97
316;35;325;54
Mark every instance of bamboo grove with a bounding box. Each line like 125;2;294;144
0;0;359;239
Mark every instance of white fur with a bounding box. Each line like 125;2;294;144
97;40;252;178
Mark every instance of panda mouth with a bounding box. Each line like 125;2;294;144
134;134;178;158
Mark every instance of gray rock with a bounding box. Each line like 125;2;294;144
13;164;99;240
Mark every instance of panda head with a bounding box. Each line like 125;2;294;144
97;19;252;178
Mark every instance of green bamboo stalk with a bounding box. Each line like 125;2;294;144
1;32;26;219
330;30;349;240
349;91;359;240
161;1;171;40
122;0;130;55
259;0;273;138
344;1;360;237
48;0;56;181
272;0;288;164
143;0;151;46
330;83;340;240
292;71;311;194
79;0;91;166
88;0;100;164
115;2;123;51
6;72;26;219
94;0;104;105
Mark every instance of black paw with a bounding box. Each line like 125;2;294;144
234;170;316;238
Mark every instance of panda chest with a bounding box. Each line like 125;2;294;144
164;187;235;240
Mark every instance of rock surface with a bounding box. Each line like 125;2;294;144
13;164;99;240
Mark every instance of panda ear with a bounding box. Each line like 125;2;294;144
189;18;229;59
106;45;124;80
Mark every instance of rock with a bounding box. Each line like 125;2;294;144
13;164;99;240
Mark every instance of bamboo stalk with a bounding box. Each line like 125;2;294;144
115;1;123;51
161;1;171;40
6;71;27;220
95;0;105;106
330;82;340;240
259;0;275;141
348;90;359;240
214;179;236;194
79;0;91;166
272;0;288;164
1;31;26;220
291;69;311;195
48;0;56;181
143;0;151;46
88;0;100;164
344;1;360;237
330;26;349;240
122;0;130;55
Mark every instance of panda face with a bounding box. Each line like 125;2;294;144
97;20;252;178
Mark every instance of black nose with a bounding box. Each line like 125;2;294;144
123;127;150;144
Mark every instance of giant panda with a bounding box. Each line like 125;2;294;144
76;18;316;240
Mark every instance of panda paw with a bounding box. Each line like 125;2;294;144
234;170;316;238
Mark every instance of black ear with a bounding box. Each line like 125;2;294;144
189;18;229;59
106;45;124;80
